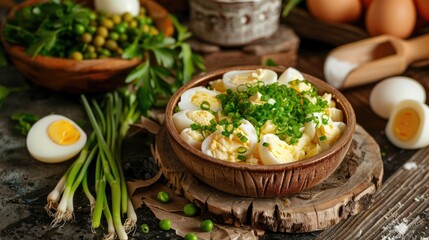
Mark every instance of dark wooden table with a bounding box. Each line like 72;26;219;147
1;34;428;239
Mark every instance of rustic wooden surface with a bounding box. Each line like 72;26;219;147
317;147;429;240
189;26;299;71
154;124;383;233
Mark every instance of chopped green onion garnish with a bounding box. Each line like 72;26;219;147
237;155;246;161
262;142;269;147
319;135;327;141
200;101;210;110
240;136;248;142
237;147;247;154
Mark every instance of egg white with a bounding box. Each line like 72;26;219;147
258;134;296;165
178;86;222;112
222;69;278;90
26;114;87;163
278;67;304;85
172;110;215;133
201;120;257;162
180;128;205;149
95;0;140;16
385;100;429;149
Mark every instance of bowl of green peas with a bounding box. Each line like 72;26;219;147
1;0;173;93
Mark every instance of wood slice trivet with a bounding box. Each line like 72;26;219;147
154;125;383;232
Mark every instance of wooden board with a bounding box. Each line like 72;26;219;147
154;125;384;232
317;147;429;239
282;8;369;46
188;26;299;71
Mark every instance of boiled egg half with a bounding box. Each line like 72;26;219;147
26;114;87;163
178;86;222;112
201;120;257;162
222;68;277;90
385;100;429;149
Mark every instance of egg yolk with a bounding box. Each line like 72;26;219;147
48;120;81;145
191;92;221;110
267;138;295;163
186;110;215;125
230;69;266;85
392;108;419;141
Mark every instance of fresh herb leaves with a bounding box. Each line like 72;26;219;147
124;15;205;116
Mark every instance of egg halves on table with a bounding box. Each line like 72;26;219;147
26;114;87;163
385;100;429;149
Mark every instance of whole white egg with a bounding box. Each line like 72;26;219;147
95;0;140;17
222;69;277;90
369;77;426;119
178;86;222;112
26;114;87;163
385;99;429;149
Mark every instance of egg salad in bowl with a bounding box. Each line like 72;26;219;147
172;67;346;166
165;66;356;197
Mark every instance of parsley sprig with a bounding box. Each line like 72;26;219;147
124;16;205;116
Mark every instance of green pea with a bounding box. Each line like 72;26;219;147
97;27;109;38
122;12;133;22
114;22;128;34
87;25;97;35
89;12;97;21
184;233;198;240
87;45;96;53
200;219;213;232
141;223;149;233
105;40;118;51
102;18;114;29
73;24;85;35
81;33;93;43
109;32;120;41
100;48;111;57
111;15;121;24
71;51;83;61
184;203;198;217
119;34;128;42
93;36;105;47
128;20;138;28
157;191;170;203
159;219;171;231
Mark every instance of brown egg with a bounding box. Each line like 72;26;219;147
365;0;416;39
306;0;362;24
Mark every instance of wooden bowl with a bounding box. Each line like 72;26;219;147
165;66;356;198
1;0;173;93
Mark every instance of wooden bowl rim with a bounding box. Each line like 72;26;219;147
165;65;356;172
0;0;173;68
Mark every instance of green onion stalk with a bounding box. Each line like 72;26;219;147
45;15;204;240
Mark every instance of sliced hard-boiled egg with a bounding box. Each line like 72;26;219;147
26;114;87;163
222;68;277;90
178;86;222;112
369;77;426;119
385;100;429;149
180;128;205;149
278;67;305;85
248;92;276;105
201;120;257;162
95;0;140;16
172;110;215;133
258;134;296;164
209;79;226;93
316;121;346;149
